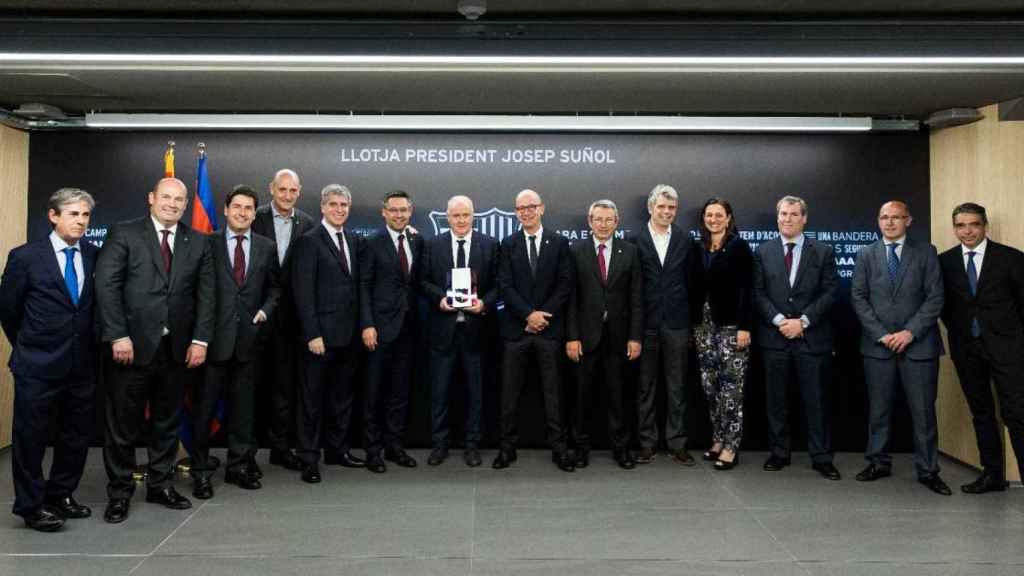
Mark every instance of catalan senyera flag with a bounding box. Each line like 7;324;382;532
190;148;217;234
164;143;175;178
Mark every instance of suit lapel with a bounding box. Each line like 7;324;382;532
605;241;625;286
892;241;914;295
216;233;235;284
43;240;76;306
145;220;171;284
79;245;95;306
169;226;194;291
791;239;811;292
663;226;683;269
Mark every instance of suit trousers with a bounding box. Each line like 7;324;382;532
430;323;483;449
11;373;94;517
104;337;186;499
298;344;357;466
261;317;301;452
762;347;834;463
499;334;567;453
572;324;631;452
951;337;1024;481
191;357;258;480
863;355;939;477
637;327;689;451
364;322;414;456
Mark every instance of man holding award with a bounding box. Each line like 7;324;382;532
420;196;499;467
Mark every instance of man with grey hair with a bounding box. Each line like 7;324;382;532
753;195;840;480
566;199;644;469
632;184;696;465
290;183;365;483
251;168;316;474
1;188;98;532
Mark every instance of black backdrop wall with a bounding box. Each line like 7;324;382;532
28;131;930;453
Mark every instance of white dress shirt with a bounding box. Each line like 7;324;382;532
648;222;671;266
50;231;84;297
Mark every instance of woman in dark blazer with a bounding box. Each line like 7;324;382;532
690;197;753;470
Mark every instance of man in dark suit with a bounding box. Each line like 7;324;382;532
96;177;215;523
939;202;1024;493
250;168;316;473
493;188;574;472
191;185;281;499
359;190;423;473
753;195;841;480
290;183;365;483
420;195;498;468
566;199;644;469
1;188;97;532
851;200;950;495
632;184;695;466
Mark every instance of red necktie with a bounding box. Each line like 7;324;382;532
337;232;349;274
160;229;172;274
397;233;410;279
233;235;246;286
598;243;608;285
784;242;795;278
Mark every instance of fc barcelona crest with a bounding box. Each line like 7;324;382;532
428;207;520;242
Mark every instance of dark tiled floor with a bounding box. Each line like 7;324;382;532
1;449;1021;576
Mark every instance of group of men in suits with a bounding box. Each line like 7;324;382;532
6;177;1024;532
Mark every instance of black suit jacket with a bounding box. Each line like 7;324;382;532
359;227;424;344
0;237;98;379
631;224;694;332
566;239;644;353
940;240;1024;361
752;237;837;354
96;217;215;365
291;224;362;348
419;231;499;350
251;205;316;328
207;230;282;363
497;228;573;341
691;235;755;332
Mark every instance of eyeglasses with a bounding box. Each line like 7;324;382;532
515;204;542;213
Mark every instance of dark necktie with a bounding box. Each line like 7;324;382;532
887;242;901;285
160;229;172;274
598;243;608;285
457;239;467;268
233;235;246;286
784;242;795;280
528;235;538;276
967;251;981;337
397;233;410;279
337;232;349;274
62;246;79;306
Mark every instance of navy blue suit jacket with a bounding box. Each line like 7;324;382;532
291;224;362;348
359;227;424;344
0;237;98;380
497;228;573;341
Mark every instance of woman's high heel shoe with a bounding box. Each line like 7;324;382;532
713;453;739;471
702;448;721;462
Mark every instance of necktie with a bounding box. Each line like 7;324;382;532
597;243;608;285
528;235;538;276
233;235;246;286
160;229;172;274
336;232;349;274
967;251;981;337
62;247;79;306
397;233;410;279
784;242;795;280
887;242;900;285
457;239;467;268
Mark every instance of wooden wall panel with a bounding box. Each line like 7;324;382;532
0;124;29;450
931;103;1024;482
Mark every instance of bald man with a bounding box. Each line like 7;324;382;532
851;201;949;495
96;177;215;522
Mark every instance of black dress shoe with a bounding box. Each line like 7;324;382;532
575;449;590;469
103;498;130;524
366;454;387;474
855;463;892;482
24;507;65;532
702;449;721;462
961;471;1009;494
45;495;91;519
672;449;696;467
226;468;262;490
556;451;576;472
919;474;953;496
192;477;214;500
491;449;517;469
464;448;482;468
269;449;302;471
714;453;739;471
812;462;842;481
428;447;449;466
146;486;192;510
247;457;263;480
325;451;366;468
762;455;791;471
635;447;656;464
613;450;636;470
385;449;418;468
301;465;322;484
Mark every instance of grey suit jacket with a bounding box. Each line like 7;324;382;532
850;238;944;360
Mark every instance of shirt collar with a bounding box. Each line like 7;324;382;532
226;228;251;242
885;235;906;246
780;233;805;249
452;230;473;243
525;225;544;240
962;238;987;256
49;230;80;252
271;203;294;220
151;215;178;235
593;235;613;251
387;225;408;243
321;219;344;236
648;221;671;239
